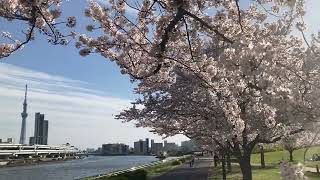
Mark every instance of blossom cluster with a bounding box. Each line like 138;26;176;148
1;0;319;178
280;161;306;180
0;0;76;58
0;43;15;57
102;0;320;157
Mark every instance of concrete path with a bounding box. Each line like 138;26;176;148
152;157;213;180
304;166;319;173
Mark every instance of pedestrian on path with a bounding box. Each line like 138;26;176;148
190;156;195;168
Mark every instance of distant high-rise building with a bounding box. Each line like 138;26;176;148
86;148;95;153
6;138;13;143
0;138;13;144
146;138;149;154
150;140;163;155
133;138;150;155
43;120;48;145
151;139;154;153
19;85;28;144
29;137;34;145
101;144;129;155
31;112;49;145
134;139;144;154
164;141;178;151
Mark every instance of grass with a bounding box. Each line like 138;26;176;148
210;164;320;180
144;159;183;179
251;146;320;167
210;147;320;179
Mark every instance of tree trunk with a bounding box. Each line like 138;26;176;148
214;152;218;167
226;149;232;172
303;130;320;162
289;150;294;162
221;153;227;180
239;154;252;180
260;145;265;168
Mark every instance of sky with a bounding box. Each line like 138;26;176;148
0;0;189;149
0;0;319;149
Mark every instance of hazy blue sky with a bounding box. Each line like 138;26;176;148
0;0;190;149
0;0;319;149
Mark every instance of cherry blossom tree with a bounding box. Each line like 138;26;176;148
2;1;320;179
282;135;297;161
117;59;319;179
105;1;320;179
76;0;309;77
0;0;76;58
282;131;320;162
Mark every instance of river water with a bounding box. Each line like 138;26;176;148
0;156;158;180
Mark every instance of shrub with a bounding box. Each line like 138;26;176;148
179;158;186;163
125;169;147;180
171;160;181;166
107;169;147;180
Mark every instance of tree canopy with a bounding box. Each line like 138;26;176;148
1;0;320;179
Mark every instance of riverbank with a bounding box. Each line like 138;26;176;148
87;156;192;180
0;155;158;180
0;156;82;168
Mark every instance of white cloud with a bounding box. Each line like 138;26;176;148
0;63;188;149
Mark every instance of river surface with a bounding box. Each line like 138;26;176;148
0;156;158;180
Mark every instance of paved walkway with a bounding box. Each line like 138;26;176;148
152;157;213;180
304;166;319;173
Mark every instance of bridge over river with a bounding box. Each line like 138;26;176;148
0;143;82;161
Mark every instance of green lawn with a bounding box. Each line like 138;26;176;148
211;164;320;180
144;160;182;179
210;147;320;179
251;146;320;167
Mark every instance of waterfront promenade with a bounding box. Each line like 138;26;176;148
152;157;213;180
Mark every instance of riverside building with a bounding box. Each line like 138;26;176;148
101;143;129;155
150;140;163;155
133;138;150;155
29;112;49;145
164;140;178;151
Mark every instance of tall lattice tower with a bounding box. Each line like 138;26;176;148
19;84;28;144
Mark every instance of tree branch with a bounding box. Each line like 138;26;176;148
182;9;233;43
258;129;304;144
234;0;244;32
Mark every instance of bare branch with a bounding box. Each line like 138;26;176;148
183;16;195;61
258;129;304;144
234;0;244;32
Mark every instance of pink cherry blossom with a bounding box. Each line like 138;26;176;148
0;0;75;58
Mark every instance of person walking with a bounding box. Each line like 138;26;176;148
190;156;195;168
